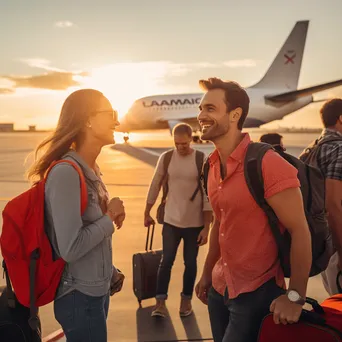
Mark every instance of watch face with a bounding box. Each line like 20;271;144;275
288;290;300;302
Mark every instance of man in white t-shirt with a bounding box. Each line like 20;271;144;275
144;123;213;318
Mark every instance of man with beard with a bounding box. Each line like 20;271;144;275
195;78;312;342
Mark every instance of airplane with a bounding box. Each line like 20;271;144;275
117;20;342;143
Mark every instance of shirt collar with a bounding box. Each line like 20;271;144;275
209;133;251;166
320;128;342;139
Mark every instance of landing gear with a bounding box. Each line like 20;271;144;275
192;135;202;143
123;133;129;143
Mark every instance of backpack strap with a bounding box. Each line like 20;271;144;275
300;136;342;162
190;150;205;201
28;249;40;332
160;150;174;204
22;159;89;332
46;159;88;214
243;142;288;272
200;153;212;200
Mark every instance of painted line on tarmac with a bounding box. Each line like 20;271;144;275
0;196;147;202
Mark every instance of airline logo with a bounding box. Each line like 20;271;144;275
284;50;296;64
143;97;201;107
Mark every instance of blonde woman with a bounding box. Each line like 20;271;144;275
27;89;125;341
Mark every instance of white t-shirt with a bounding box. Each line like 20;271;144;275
146;149;212;228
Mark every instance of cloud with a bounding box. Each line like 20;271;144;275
19;58;64;72
1;71;88;93
0;58;257;97
223;59;257;68
54;21;75;28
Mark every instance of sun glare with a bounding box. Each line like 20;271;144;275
76;62;176;119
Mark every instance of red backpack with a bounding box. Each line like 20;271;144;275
0;159;88;330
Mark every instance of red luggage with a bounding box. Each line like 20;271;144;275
258;287;342;341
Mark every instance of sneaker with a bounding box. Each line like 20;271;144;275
179;298;193;317
151;300;167;318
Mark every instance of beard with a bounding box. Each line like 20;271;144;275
200;122;230;142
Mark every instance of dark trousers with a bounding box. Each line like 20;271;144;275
208;287;230;342
156;222;203;300
54;290;110;342
208;278;285;342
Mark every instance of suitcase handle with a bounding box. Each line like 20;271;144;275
305;296;325;314
145;223;155;251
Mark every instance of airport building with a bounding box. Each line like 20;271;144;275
0;123;14;132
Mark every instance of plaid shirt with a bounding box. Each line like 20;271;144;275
316;128;342;181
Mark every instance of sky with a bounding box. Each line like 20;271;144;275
1;0;342;130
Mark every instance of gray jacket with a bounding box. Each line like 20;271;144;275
45;150;116;299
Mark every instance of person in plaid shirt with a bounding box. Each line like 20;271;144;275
300;99;342;295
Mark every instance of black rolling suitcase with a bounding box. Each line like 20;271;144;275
132;224;162;305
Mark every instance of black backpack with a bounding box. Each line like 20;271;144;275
299;135;342;168
0;263;41;342
201;142;334;278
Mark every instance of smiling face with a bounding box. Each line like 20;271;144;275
87;96;120;146
198;88;242;142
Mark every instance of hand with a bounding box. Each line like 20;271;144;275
197;228;209;246
114;213;125;229
107;197;125;229
195;274;212;305
144;214;155;227
110;269;125;296
270;294;303;325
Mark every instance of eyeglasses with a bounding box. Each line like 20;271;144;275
90;109;119;121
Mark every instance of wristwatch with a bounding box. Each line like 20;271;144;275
286;290;306;305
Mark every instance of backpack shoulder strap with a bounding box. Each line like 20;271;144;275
190;150;205;201
195;150;205;175
243;142;272;206
300;136;342;162
200;153;212;200
160;150;174;202
243;142;287;265
162;150;174;174
46;159;88;214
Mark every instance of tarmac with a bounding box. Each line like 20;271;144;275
0;131;328;341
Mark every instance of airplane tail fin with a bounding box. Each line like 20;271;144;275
253;20;309;90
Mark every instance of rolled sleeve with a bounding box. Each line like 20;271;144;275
262;151;300;199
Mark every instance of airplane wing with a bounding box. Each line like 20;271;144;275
265;79;342;103
166;120;182;134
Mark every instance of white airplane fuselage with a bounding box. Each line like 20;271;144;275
117;90;313;133
116;21;341;135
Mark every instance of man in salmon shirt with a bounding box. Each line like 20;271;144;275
195;78;312;342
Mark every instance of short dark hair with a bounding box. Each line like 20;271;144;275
172;123;193;137
199;77;250;130
259;133;283;145
320;98;342;128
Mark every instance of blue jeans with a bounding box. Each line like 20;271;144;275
54;290;110;342
156;223;203;300
221;278;285;342
207;287;230;342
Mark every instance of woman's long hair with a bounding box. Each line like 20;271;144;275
27;89;105;183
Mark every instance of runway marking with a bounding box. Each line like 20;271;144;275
0;196;147;202
139;148;162;157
